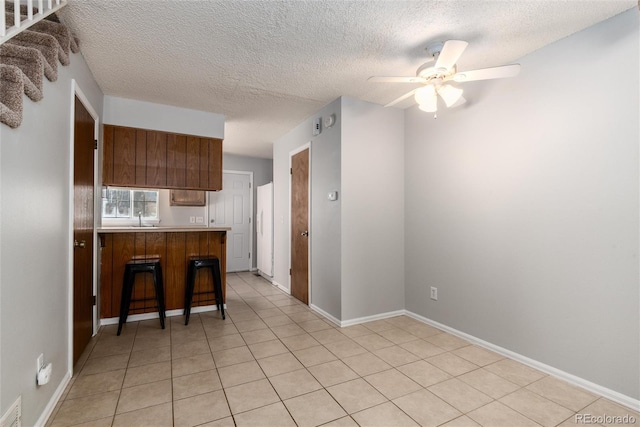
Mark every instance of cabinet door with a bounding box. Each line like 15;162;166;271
146;130;167;187
186;136;201;189
208;138;223;191
105;125;137;186
167;134;186;187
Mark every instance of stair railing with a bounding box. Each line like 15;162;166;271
1;0;67;45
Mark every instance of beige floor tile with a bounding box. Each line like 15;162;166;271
234;401;296;426
526;376;598;412
172;369;222;400
452;345;504;366
132;334;171;352
262;314;295;327
327;378;388;414
339;325;373;338
173;390;231;427
171;339;211;359
278;304;310;313
199;416;236;427
116;379;172;414
112;402;172;427
79;354;129;376
257;352;305;376
377;327;420;345
321;416;359;426
269;368;323;400
400;339;447;358
467;401;540;426
397;360;452;387
212;345;254;368
500;388;575;426
373;346;420;367
255;307;285;318
122;361;171;388
217;360;266;388
351;402;419;427
579;398;640;426
229;310;261;322
172;352;216;377
90;338;134;359
458;368;520;399
324;339;368;359
426;353;479;376
272;323;306;338
352;334;395;351
241;328;278;344
294;345;338;367
289;311;322;323
342;352;392;377
248;339;290;359
67;369;125;399
50;391;120;427
280;333;321;351
284;389;348;426
128;345;171;368
392;389;462;427
428;378;493;413
203;323;239;339
208;333;246;351
404;323;443;339
299;319;334;332
365;368;422;400
225;378;281;414
234;318;269;332
424;333;470;351
308;360;359;387
363;320;395;333
439;415;481;426
485;359;546;386
311;328;352;345
69;416;114;427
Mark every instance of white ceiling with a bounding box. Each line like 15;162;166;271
59;1;635;159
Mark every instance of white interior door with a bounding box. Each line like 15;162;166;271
209;172;251;272
257;182;273;277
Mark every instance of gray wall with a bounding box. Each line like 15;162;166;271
223;153;274;270
1;54;104;424
404;8;639;399
273;98;342;319
341;98;405;321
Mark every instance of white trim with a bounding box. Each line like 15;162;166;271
339;310;406;328
288;142;312;304
100;304;225;326
272;280;290;294
309;304;341;326
404;310;640;412
35;370;71;427
68;80;100;376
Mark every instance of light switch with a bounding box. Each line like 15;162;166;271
328;191;338;201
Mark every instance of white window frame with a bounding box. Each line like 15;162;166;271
101;187;161;227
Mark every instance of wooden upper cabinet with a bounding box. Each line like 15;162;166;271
102;125;222;191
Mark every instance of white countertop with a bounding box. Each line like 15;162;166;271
97;226;230;233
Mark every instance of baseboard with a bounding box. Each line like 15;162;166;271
340;309;406;328
36;370;71;427
309;304;341;326
272;281;290;294
100;305;223;326
404;310;640;412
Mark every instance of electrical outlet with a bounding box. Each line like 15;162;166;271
189;216;195;224
36;354;44;372
430;287;438;301
195;216;204;224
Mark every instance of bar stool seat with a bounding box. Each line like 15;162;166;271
184;256;225;325
117;257;166;336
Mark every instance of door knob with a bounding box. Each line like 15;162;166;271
301;231;309;237
74;240;86;248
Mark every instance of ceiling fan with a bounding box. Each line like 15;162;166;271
369;40;520;116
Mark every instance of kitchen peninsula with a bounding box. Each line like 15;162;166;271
98;227;230;321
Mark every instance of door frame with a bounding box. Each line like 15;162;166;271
288;143;312;303
67;80;100;374
208;170;254;271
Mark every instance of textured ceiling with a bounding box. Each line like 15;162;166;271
59;1;635;158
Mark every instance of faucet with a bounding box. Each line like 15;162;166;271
138;212;142;227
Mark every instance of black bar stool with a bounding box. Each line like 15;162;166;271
184;256;225;325
117;257;166;336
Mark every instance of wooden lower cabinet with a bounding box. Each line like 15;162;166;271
99;231;226;319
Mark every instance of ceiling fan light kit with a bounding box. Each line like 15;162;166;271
369;39;521;117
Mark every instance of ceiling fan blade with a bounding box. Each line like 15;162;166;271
450;95;466;109
453;64;521;82
435;40;468;70
368;76;425;83
384;88;418;107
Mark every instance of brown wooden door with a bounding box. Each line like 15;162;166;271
73;96;95;367
291;148;309;304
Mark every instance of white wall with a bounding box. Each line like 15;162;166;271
273;98;342;318
103;96;224;138
0;54;104;425
404;8;639;400
341;98;405;321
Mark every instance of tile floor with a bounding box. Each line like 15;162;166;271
47;272;639;427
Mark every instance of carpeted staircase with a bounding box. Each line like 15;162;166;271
1;1;79;128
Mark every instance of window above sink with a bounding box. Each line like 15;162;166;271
101;187;160;226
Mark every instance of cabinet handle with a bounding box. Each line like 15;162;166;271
74;240;86;249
